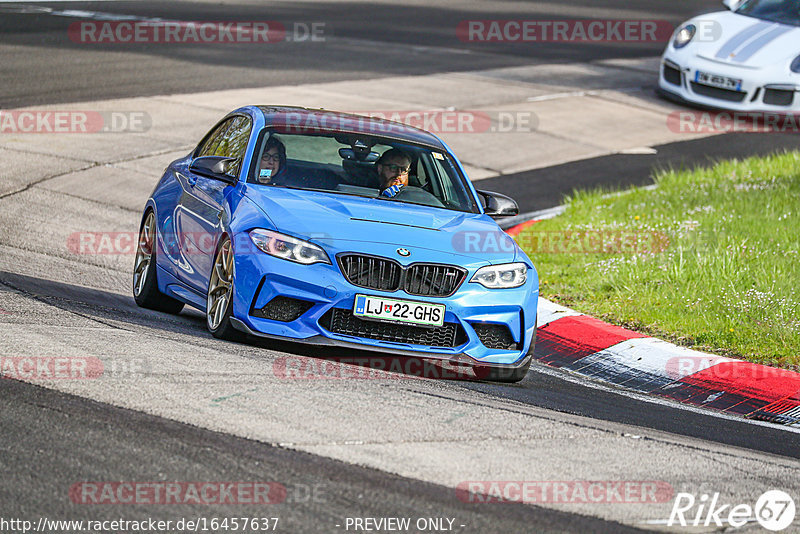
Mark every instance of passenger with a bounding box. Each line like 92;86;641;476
376;148;412;197
258;136;287;184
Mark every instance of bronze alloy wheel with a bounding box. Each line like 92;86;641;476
133;211;155;298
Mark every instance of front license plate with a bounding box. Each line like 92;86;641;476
695;70;742;91
353;294;445;327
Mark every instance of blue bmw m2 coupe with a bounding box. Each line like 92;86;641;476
133;106;538;382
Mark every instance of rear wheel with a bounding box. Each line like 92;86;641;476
133;211;184;314
206;236;241;341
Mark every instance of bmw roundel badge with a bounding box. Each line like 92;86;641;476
396;248;410;257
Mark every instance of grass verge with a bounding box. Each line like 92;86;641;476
517;151;800;369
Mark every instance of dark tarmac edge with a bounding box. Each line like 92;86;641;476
478;132;800;213
0;377;648;534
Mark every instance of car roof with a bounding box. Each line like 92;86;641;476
255;105;447;151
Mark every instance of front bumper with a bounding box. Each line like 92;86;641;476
229;317;535;373
659;53;800;112
229;243;538;367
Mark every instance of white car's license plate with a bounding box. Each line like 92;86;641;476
353;294;445;327
695;70;742;91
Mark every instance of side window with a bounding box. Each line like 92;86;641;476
429;153;471;209
220;116;252;175
196;119;234;158
195;116;252;175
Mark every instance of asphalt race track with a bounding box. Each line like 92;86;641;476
0;0;731;107
1;1;800;533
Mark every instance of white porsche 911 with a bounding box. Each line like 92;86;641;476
659;0;800;111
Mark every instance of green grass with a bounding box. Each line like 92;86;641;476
517;151;800;369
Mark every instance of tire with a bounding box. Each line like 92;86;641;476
206;236;242;341
133;211;185;314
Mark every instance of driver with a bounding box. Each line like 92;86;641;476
376;149;412;197
375;148;445;207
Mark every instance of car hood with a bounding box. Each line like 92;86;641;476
689;11;800;67
243;186;522;265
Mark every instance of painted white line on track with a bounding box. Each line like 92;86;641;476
527;91;601;102
617;146;658;155
0;5;164;24
525;88;646;102
640;518;762;527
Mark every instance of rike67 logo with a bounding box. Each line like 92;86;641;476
667;490;796;531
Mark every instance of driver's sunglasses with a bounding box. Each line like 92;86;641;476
261;152;281;163
383;163;410;174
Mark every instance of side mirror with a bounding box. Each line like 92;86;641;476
477;190;519;219
189;156;238;184
722;0;740;10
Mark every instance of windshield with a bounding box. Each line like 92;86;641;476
247;130;480;213
737;0;800;26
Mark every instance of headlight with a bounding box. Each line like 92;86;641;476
673;24;696;49
791;55;800;74
248;229;330;265
471;263;527;289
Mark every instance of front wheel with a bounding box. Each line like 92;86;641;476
206;236;241;341
133;211;184;314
